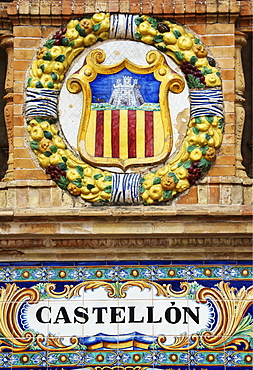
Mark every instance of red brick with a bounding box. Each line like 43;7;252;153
109;0;119;12
119;0;129;13
219;144;235;156
153;0;163;14
74;0;85;15
201;34;234;46
14;158;37;169
208;166;235;176
209;184;220;204
215;155;235;165
196;0;206;14
13;26;42;37
177;185;198;204
14;169;49;180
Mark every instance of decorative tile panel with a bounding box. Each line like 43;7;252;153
0;261;252;369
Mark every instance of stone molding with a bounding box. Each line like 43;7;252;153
235;31;248;178
0;33;14;181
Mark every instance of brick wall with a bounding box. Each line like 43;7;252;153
0;0;252;208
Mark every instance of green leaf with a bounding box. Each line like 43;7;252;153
72;178;82;188
30;141;39;150
104;185;112;193
174;51;184;61
200;145;209;154
44;39;55;49
163;190;173;200
94;174;103;180
157;44;167;52
55;176;70;190
173;30;181;38
40;64;45;72
216;72;221;77
139;177;145;184
168;172;179;183
135;32;142;40
104;175;112;181
79;28;86;37
194;38;200;44
47;82;54;89
35;117;44;123
187;75;204;88
193;127;200;135
92;23;101;32
195;117;202;124
135;17;144;26
58;162;67;170
42;51;52;61
153;177;161;185
139;185;145;194
205;133;211;140
75;23;81;32
44;150;52;157
190;56;198;65
205;116;214;123
187;145;198;152
198;158;211;172
62;156;68;163
177;161;183;167
36;81;43;88
87;184;95;190
55;54;66;63
49;145;58;153
44;130;52;140
51;72;58;81
69;41;75;47
76;165;84;178
153;34;164;43
183;160;192;169
27;77;32;87
202;66;212;75
61;38;69;46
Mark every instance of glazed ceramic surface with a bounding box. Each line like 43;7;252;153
0;260;252;369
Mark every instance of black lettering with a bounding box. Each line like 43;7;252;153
129;306;144;323
92;307;108;323
53;306;71;324
74;307;89;324
110;307;125;323
147;306;162;323
165;302;181;324
183;307;200;324
36;306;51;324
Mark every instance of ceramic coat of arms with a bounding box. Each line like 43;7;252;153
25;14;224;204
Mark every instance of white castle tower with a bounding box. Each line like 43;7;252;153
109;76;144;108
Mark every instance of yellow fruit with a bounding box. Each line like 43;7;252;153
163;32;177;45
141;35;154;45
92;13;106;23
139;21;157;36
177;35;193;50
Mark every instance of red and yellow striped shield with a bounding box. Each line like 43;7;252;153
67;49;184;171
86;109;164;165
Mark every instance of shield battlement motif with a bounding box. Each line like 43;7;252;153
67;49;184;171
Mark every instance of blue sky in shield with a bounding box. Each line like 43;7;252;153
90;68;161;104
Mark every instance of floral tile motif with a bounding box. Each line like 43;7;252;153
0;261;252;369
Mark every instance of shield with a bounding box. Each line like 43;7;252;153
67;49;184;171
